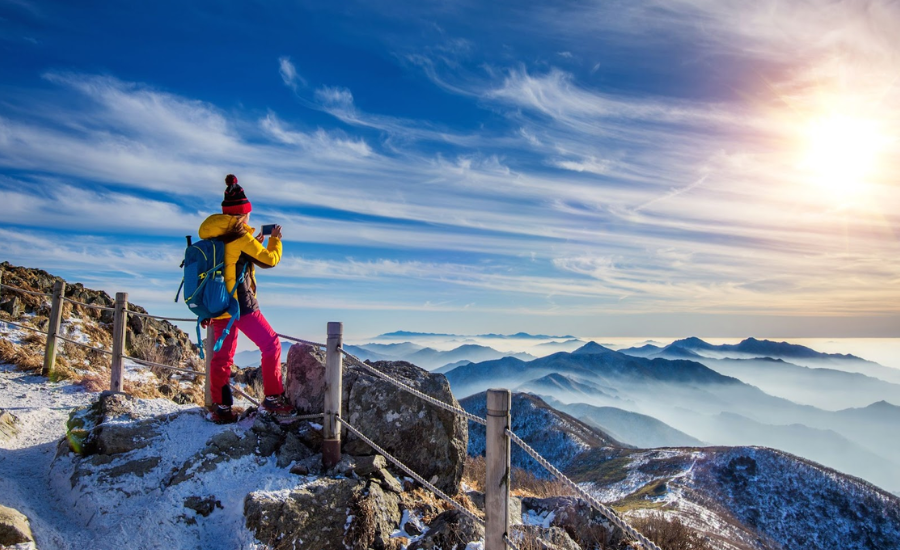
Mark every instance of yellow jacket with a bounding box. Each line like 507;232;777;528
198;214;282;318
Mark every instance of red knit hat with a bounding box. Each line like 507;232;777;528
222;174;252;215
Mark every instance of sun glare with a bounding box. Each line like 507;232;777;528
799;114;888;200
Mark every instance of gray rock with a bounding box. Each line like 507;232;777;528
355;481;402;550
329;454;357;477
166;429;257;486
284;344;328;414
91;420;160;455
0;504;33;546
0;409;19;441
408;509;484;550
251;414;286;457
355;454;388;477
244;478;364;550
276;431;314;468
292;453;324;476
65;392;160;456
97;456;161;482
0;296;21;317
377;468;403;494
285;344;467;496
184;495;222;517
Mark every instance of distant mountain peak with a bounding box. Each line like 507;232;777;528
669;336;714;349
572;341;613;355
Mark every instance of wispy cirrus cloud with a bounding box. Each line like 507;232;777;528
278;56;306;90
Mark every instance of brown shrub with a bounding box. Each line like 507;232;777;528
632;512;713;550
463;455;576;499
0;336;44;374
78;373;108;393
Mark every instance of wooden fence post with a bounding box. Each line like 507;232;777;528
42;280;66;378
322;321;343;469
485;388;512;550
110;292;128;392
204;323;214;408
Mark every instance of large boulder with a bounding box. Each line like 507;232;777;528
0;504;33;547
244;477;402;550
65;391;159;456
285;346;468;496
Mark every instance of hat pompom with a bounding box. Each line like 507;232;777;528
225;174;237;186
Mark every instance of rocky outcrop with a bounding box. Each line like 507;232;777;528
0;261;198;358
0;504;34;547
285;346;468;496
245;477;403;550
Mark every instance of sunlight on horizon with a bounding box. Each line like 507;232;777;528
797;112;892;204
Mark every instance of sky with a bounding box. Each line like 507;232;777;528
1;0;899;343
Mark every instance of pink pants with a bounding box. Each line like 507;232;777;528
210;310;283;405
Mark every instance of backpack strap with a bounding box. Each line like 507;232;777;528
196;320;206;360
174;277;185;303
211;262;251;353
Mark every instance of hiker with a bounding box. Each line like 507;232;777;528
198;174;294;423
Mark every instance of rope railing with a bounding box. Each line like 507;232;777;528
277;333;326;348
56;334;114;356
0;282;52;298
124;356;203;377
0;319;50;336
127;310;196;323
341;352;487;426
505;429;661;550
337;416;486;528
61;296;116;312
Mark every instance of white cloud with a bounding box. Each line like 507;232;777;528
278;56;305;90
314;85;354;110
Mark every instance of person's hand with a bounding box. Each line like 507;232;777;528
271;225;283;239
255;232;264;243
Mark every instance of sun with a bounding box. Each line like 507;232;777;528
799;114;888;199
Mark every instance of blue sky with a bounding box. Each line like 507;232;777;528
1;0;898;343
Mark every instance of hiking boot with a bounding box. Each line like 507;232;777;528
207;405;241;424
261;394;295;416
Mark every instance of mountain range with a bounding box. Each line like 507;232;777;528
445;341;900;493
460;391;900;550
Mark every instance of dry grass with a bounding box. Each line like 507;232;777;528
463;456;576;498
632;512;714;550
0;334;44;374
398;487;484;525
508;526;551;550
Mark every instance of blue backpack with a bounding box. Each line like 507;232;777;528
175;237;247;358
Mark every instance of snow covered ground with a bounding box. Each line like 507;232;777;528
0;362;297;549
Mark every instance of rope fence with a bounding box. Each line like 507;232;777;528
56;334;114;356
341;352;488;426
277;333;326;348
506;429;661;550
0;318;49;336
337;416;486;528
62;297;116;312
0;282;52;298
124;356;202;377
128;310;196;323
